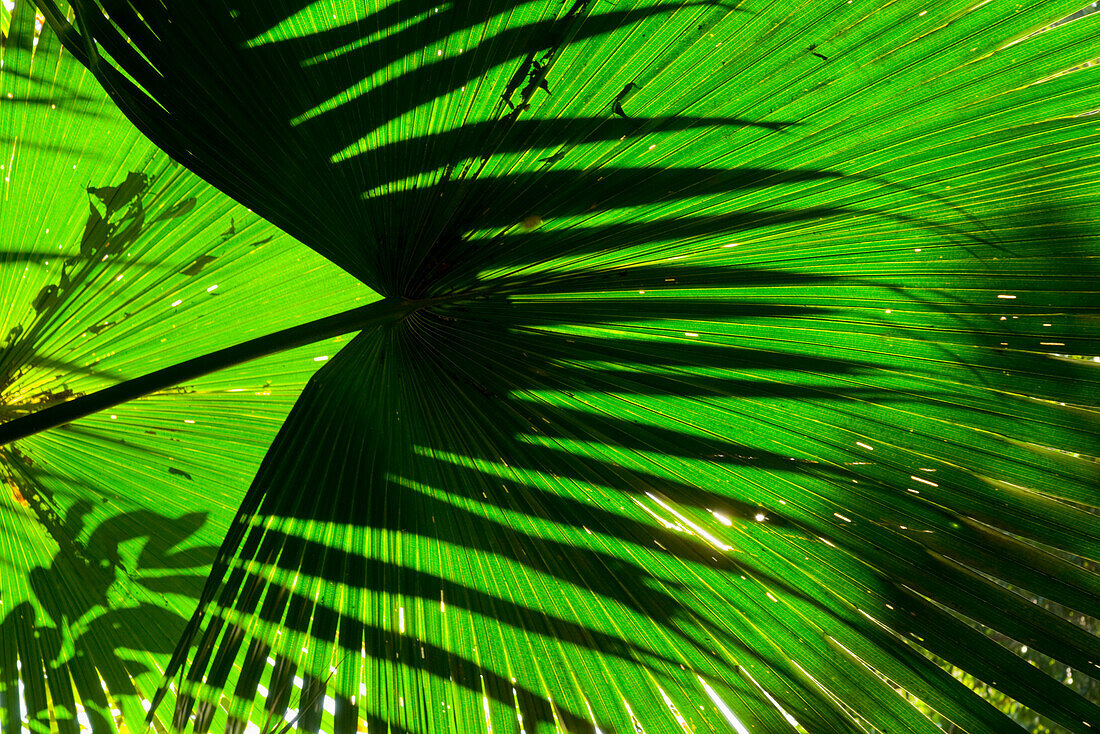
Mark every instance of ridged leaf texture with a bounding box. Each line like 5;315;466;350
2;0;1100;732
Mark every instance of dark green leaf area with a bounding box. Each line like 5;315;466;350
53;0;1100;305
166;276;1100;733
53;0;839;297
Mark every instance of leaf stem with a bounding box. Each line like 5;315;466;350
0;297;419;445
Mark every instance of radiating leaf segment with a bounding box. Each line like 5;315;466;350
1;0;1099;732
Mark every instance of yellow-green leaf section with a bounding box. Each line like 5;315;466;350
1;2;374;731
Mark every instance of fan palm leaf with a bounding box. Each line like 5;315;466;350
0;2;370;729
2;0;1100;732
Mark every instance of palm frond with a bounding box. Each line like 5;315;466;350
4;0;1100;732
0;2;372;730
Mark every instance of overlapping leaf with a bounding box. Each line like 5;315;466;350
0;2;373;731
9;0;1100;732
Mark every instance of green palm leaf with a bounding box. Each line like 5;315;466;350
3;0;1100;732
0;2;371;730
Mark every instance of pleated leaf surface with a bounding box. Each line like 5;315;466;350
14;0;1100;732
0;3;372;731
